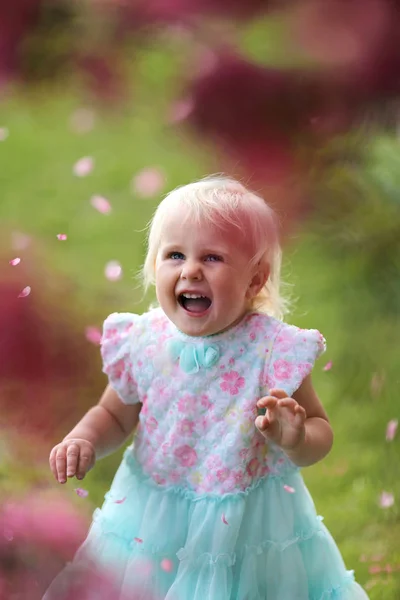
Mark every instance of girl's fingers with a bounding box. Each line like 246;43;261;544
257;396;278;409
255;415;269;431
277;398;298;411
49;447;59;481
268;389;288;400
76;450;93;480
66;443;80;479
55;447;68;483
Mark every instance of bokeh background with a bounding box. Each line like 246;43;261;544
0;1;399;598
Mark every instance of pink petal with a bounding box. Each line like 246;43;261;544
74;488;89;498
11;231;31;250
131;167;166;198
73;156;94;177
90;195;112;214
221;513;229;525
379;491;394;508
114;497;126;504
9;257;21;266
56;234;68;241
323;360;333;371
85;326;102;345
168;99;194;124
70;108;96;134
105;260;122;281
368;565;382;574
283;485;296;493
0;127;9;141
134;537;143;544
18;286;31;298
160;558;174;572
386;419;398;442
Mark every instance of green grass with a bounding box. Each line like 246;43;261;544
1;45;399;598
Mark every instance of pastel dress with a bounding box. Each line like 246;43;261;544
44;308;369;600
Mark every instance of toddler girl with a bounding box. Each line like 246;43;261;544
45;176;368;599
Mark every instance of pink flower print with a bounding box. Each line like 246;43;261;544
232;469;245;485
145;416;158;433
195;416;210;436
200;395;212;409
216;467;230;483
151;316;168;333
177;394;197;414
249;331;256;342
153;473;166;486
297;362;312;379
246;457;261;477
273;359;295;381
145;345;157;358
103;327;118;341
174;445;198;467
110;358;125;379
220;371;245;395
228;357;235;366
205;454;223;470
274;332;294;352
177;419;196;435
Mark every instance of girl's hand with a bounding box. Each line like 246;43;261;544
49;438;96;484
255;388;307;451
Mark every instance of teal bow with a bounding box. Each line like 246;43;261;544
167;339;220;374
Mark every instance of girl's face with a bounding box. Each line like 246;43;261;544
155;210;267;337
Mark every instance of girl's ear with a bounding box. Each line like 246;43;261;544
246;263;270;300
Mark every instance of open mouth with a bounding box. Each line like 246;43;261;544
178;293;212;314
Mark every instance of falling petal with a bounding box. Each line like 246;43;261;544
73;156;94;177
114;497;126;504
9;257;21;266
57;234;68;241
386;419;398;441
131;167;166;198
371;554;385;562
18;286;31;298
90;195;112;214
11;231;31;250
168;99;194;124
379;491;394;508
368;565;382;574
105;260;122;281
283;485;296;493
359;554;367;562
221;513;229;525
70;108;96;134
75;488;89;498
0;127;9;141
160;558;174;572
134;537;143;544
85;326;102;345
323;360;333;371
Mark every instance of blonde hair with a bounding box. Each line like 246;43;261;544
142;175;289;320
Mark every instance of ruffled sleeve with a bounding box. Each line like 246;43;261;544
264;323;326;397
100;313;139;405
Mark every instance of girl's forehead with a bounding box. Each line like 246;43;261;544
160;214;239;247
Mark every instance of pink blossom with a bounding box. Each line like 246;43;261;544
174;445;198;467
216;468;230;482
153;473;166;485
386;419;398;441
145;416;158;433
177;394;197;413
274;332;294;352
200;394;212;409
220;371;245;395
177;419;196;435
273;359;296;380
205;454;223;470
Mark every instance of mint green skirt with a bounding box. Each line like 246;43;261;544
44;447;369;600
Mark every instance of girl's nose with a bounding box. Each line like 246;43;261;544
180;260;203;281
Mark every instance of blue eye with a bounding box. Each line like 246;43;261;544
206;254;223;262
168;252;184;260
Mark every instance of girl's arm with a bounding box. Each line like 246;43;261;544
286;375;333;466
50;385;141;483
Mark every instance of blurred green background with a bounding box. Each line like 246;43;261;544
1;29;399;599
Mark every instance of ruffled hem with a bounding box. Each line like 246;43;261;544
44;450;369;600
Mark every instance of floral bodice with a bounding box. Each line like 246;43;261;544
101;308;325;495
